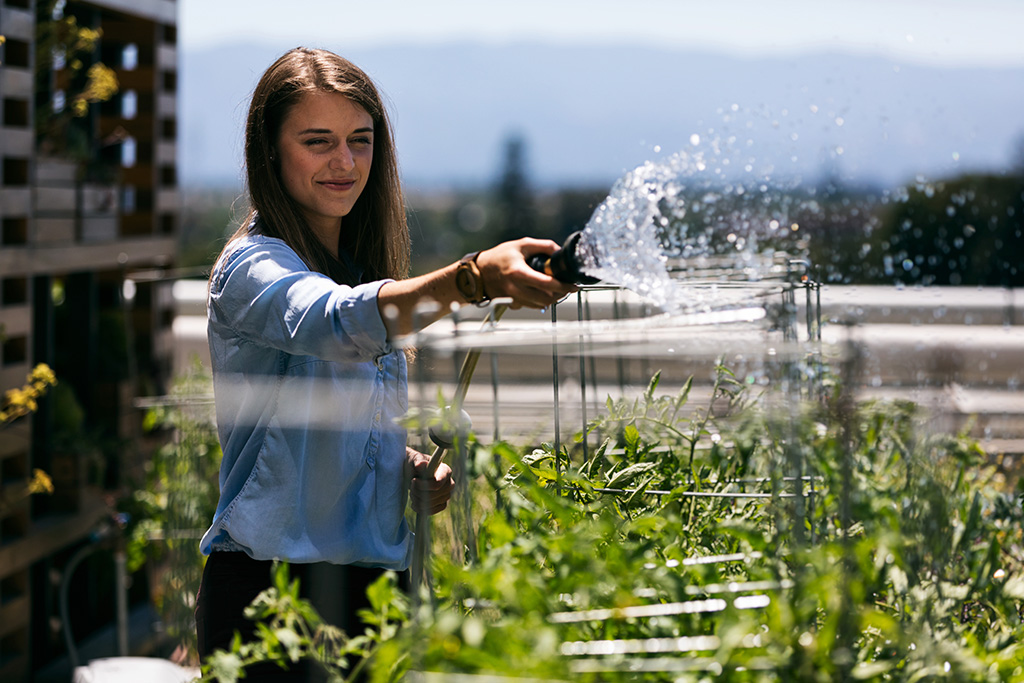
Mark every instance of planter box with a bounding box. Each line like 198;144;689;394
34;218;76;245
1;67;32;97
33;187;76;214
35;157;79;184
81;217;118;243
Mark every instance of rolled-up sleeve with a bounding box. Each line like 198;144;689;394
209;237;392;363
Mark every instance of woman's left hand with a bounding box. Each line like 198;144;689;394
407;448;455;515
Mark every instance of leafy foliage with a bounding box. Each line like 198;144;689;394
119;365;222;651
202;366;1024;681
34;0;119;161
0;363;56;514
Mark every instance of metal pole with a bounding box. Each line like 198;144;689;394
578;291;589;464
411;305;508;596
115;547;129;656
551;303;561;492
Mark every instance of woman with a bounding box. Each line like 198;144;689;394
194;47;574;678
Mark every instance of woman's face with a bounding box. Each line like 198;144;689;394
276;91;374;242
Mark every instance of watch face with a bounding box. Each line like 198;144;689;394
456;264;479;301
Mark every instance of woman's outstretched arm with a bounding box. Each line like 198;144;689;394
377;237;577;337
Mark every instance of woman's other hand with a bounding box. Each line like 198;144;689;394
407;448;455;515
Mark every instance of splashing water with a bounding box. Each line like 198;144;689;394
572;116;813;313
574;154;686;311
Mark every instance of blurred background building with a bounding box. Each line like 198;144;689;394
0;0;178;679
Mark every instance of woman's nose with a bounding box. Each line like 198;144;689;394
330;145;355;171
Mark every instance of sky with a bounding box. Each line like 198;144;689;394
180;0;1024;67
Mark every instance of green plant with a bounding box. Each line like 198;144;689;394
201;364;1024;681
119;363;222;656
0;362;58;426
34;0;119;162
202;563;410;683
1;363;57;513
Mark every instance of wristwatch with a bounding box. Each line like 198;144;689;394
455;251;489;304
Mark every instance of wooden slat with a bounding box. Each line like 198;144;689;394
0;496;108;576
0;237;175;276
0;653;28;683
0;595;29;639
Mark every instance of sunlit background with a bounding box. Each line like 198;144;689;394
3;3;1024;680
174;0;1024;284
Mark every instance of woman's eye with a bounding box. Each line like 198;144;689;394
352;136;372;146
305;138;329;147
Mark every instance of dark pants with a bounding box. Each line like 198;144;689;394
195;552;397;682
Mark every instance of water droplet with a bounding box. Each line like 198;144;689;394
653;145;661;153
835;116;845;127
902;259;914;271
689;133;700;146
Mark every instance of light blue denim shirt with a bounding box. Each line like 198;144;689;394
199;233;413;570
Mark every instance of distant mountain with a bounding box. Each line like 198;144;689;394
181;42;1024;192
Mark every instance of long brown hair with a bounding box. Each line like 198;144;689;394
217;47;409;284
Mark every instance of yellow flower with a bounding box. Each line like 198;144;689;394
29;469;54;495
31;363;57;389
72;63;119;117
1;364;58;424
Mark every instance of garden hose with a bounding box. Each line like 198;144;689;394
410;303;507;594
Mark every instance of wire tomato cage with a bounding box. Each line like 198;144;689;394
396;254;847;676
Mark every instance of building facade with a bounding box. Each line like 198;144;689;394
0;0;178;679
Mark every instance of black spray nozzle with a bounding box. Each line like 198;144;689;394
528;230;600;285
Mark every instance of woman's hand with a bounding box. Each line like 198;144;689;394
378;236;578;337
476;238;578;309
407;448;455;515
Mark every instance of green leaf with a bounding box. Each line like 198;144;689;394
622;424;641;459
851;660;895;679
606;461;658;489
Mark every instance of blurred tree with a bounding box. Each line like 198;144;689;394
794;188;886;284
492;134;538;243
545;187;608;245
1012;132;1024;176
178;189;240;269
877;173;1024;287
